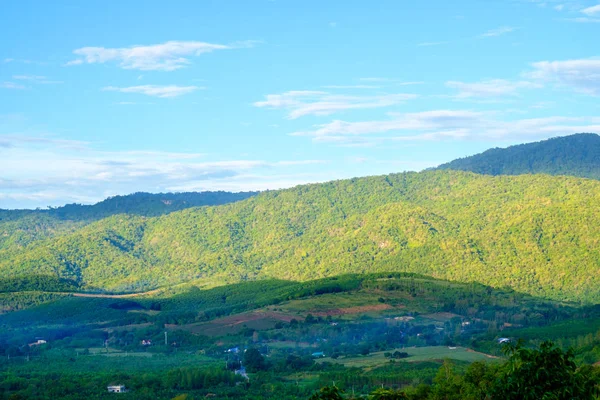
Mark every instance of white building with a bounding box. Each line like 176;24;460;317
107;385;127;393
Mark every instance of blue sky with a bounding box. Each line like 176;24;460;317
1;0;600;208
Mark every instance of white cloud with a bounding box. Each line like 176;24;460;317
480;26;517;37
446;79;540;98
102;85;201;98
567;17;600;22
12;75;63;84
582;4;600;15
417;41;448;47
67;41;230;71
322;85;381;89
528;58;600;95
290;110;600;145
254;90;417;119
0;135;330;208
1;82;27;90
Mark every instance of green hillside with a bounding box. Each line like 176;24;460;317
2;170;600;303
436;133;600;179
0;191;256;252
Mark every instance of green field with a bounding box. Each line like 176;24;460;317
317;347;497;369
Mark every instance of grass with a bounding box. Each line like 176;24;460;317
1;349;219;374
317;347;497;369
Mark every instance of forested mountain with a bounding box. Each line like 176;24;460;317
436;133;600;179
2;170;600;303
0;191;256;251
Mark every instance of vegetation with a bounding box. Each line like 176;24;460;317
1;171;600;301
437;133;600;180
1;273;600;399
0;191;256;252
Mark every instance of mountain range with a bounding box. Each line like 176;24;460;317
436;133;600;179
2;134;600;303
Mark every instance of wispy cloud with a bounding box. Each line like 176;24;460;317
290;110;600;145
102;85;202;98
66;40;231;71
527;58;600;95
567;17;600;22
417;41;448;47
254;90;417;119
13;75;63;84
480;26;517;37
0;135;330;208
322;85;381;89
1;82;27;90
446;79;540;98
582;4;600;15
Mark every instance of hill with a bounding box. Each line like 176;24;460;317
1;170;600;302
436;133;600;179
0;191;257;251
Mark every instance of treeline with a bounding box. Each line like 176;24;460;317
309;342;600;400
0;191;257;253
437;133;600;180
3;171;600;302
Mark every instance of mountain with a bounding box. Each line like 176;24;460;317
0;191;257;251
2;170;600;303
436;133;600;179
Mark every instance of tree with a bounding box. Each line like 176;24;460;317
309;385;345;400
368;388;408;399
243;348;266;372
490;341;600;400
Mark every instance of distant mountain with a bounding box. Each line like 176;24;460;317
0;191;257;251
45;191;258;220
2;170;600;303
436;133;600;179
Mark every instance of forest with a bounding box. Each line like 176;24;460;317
436;133;600;180
2;170;600;302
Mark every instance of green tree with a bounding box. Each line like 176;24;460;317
309;385;345;400
490;341;600;400
243;348;266;372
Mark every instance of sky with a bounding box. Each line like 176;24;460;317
1;0;600;209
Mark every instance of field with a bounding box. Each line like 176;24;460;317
317;346;498;369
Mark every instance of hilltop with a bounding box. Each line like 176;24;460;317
436;133;600;179
2;170;600;302
0;191;256;251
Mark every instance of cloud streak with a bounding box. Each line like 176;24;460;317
67;41;231;71
254;90;417;119
0;135;330;208
446;79;540;98
290;110;600;145
582;4;600;15
527;58;600;95
102;85;201;98
480;26;517;37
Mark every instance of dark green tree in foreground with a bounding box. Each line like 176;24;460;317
243;348;266;372
491;340;600;400
308;342;600;400
308;385;346;400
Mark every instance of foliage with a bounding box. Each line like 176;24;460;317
1;171;600;301
309;385;346;400
490;341;600;399
0;191;256;252
437;133;600;180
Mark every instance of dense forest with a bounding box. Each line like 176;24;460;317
1;170;600;302
436;133;600;179
0;191;256;251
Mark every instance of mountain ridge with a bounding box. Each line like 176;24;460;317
2;170;600;303
436;133;600;179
